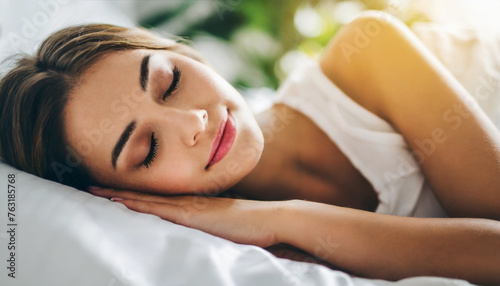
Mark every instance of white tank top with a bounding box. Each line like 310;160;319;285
272;58;448;218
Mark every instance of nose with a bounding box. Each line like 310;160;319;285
183;109;208;146
157;107;208;147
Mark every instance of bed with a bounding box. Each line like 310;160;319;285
0;159;475;286
1;1;498;285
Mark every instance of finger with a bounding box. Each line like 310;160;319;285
88;187;183;203
95;189;158;202
89;187;223;208
115;199;189;225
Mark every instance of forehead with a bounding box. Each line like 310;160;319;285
63;49;148;170
78;49;146;91
70;48;145;102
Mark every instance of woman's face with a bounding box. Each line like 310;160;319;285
64;48;264;196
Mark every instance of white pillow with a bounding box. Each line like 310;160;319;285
0;160;475;286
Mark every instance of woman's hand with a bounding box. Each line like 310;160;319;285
88;187;288;248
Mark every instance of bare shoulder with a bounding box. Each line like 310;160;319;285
319;10;408;74
321;11;500;219
318;10;418;123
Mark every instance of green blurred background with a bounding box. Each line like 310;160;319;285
139;0;428;91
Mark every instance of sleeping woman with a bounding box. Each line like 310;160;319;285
1;10;499;285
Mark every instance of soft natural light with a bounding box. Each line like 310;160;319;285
294;5;324;38
332;1;366;24
279;50;310;75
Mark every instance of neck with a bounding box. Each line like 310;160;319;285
228;105;298;200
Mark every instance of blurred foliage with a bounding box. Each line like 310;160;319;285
139;0;428;91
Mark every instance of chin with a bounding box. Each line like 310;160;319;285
203;121;263;196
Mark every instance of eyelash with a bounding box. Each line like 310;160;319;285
139;66;180;169
162;66;181;101
140;132;158;169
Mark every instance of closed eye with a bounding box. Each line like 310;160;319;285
138;132;158;169
163;66;181;101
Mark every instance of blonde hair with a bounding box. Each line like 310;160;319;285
0;23;206;190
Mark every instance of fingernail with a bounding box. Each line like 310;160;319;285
110;197;125;202
88;186;103;192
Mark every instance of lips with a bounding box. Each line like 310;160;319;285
206;110;236;169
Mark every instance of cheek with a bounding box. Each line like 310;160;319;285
150;155;199;191
190;68;234;101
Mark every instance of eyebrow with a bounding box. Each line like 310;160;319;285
140;54;151;91
110;54;150;170
111;121;137;170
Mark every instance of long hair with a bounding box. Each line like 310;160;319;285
0;24;206;190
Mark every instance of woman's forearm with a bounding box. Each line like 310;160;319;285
278;200;500;285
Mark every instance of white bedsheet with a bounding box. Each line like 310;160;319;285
0;1;494;285
0;160;474;286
